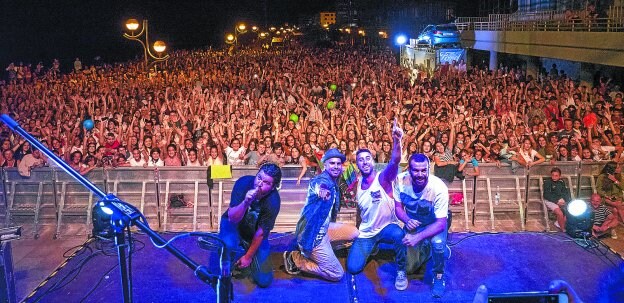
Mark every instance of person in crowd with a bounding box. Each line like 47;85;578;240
595;162;624;226
394;153;450;298
17;148;46;177
590;193;620;239
542;167;571;231
128;147;146;167
346;120;407;290
163;144;183;166
283;148;359;281
215;162;282;287
1;149;17;168
144;147;164;167
512;138;546;169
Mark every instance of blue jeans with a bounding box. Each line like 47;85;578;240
405;225;447;276
219;212;273;287
346;223;406;274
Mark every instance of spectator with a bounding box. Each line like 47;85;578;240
590;194;619;239
144;147;164;167
543;167;571;231
595;162;624;225
128;148;146;167
17;148;46;177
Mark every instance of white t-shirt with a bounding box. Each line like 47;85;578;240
186;160;202;167
393;172;449;225
225;146;246;165
518;149;538;164
128;157;146;167
357;172;399;238
146;158;164;167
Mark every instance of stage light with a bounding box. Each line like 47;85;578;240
565;199;592;238
567;199;587;217
92;201;114;238
395;35;407;45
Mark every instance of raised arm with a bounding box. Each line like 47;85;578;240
379;119;403;188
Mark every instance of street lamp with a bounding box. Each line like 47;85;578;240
122;19;169;69
226;23;248;45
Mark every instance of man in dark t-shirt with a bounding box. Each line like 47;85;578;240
218;162;282;287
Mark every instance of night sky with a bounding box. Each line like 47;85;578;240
0;0;334;71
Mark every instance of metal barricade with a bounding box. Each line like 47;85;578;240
0;162;610;238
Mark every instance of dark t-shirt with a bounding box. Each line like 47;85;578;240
223;175;280;233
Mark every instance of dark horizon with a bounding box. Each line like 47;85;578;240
0;0;336;70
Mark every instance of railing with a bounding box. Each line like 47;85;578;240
0;162;609;238
456;17;624;32
455;5;624;32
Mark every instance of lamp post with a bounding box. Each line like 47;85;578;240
225;23;250;46
123;19;169;70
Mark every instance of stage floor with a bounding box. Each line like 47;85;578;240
11;226;624;303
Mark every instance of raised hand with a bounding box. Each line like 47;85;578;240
392;118;404;141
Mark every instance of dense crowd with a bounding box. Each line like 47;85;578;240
1;43;623;183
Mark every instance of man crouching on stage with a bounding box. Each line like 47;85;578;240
283;148;359;281
218;162;282;287
346;120;407;290
394;153;450;298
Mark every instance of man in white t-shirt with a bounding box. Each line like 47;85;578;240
224;138;246;166
394;153;450;298
346;120;407;290
128;148;146;167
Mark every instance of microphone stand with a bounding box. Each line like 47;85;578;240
0;114;232;303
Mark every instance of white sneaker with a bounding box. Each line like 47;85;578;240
395;270;408;291
553;221;561;230
611;229;618;239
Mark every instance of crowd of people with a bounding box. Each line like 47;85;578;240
3;41;620;299
2;43;623;181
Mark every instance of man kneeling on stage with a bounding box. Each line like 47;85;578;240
394;153;450;298
218;162;282;287
283;148;359;281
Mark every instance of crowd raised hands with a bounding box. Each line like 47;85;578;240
1;43;623;180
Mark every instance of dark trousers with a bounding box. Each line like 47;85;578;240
346;223;406;274
219;213;273;287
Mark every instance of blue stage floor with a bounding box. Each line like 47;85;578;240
21;232;624;303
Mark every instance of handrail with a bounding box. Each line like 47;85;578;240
456;17;624;32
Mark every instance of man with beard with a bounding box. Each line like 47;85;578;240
394;153;450;298
346;120;407;290
284;148;359;281
215;162;282;287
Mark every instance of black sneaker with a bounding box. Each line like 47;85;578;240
283;251;300;275
431;274;446;298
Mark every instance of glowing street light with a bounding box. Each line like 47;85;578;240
125;19;140;31
153;41;167;53
122;18;169;70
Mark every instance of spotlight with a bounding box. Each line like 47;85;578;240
395;35;407;45
565;199;592;238
92;201;114;239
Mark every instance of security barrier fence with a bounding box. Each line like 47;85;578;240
0;162;608;238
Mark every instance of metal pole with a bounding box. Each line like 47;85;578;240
51;168;60;239
472;176;477;226
113;229;132;303
2;168;9;228
575;161;582;198
524;166;530;225
154;168;162;230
